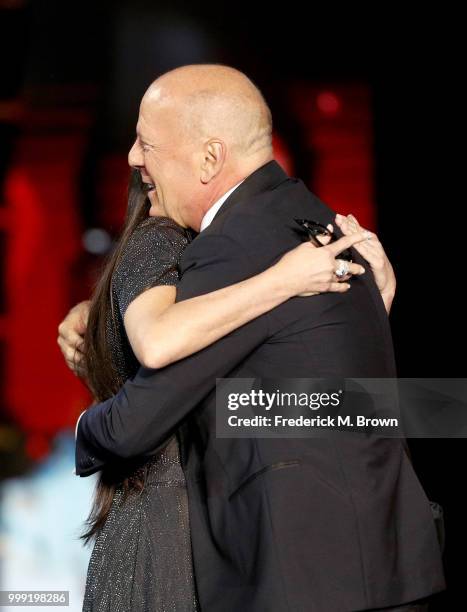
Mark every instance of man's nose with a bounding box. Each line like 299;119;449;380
128;140;143;168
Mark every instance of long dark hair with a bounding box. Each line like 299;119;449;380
80;170;153;545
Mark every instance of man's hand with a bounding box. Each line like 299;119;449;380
57;300;90;375
334;213;396;313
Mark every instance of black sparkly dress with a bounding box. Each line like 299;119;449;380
82;216;199;612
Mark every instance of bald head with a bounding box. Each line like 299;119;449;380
142;64;273;159
129;64;274;230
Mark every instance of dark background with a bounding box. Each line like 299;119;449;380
0;1;463;608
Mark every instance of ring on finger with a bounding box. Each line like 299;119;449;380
335;259;350;279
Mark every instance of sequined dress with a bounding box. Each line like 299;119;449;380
82;216;199;612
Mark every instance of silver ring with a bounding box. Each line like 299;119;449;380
335;259;350;279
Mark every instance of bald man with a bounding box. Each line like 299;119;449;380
72;65;444;611
128;64;276;232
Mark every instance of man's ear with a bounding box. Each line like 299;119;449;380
200;139;226;184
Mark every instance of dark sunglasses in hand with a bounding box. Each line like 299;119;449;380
294;218;352;262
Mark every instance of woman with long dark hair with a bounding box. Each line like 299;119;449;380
73;170;389;611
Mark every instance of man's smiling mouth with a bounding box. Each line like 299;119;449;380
140;172;156;193
142;182;156;194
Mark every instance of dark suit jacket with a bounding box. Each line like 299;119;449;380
76;161;445;611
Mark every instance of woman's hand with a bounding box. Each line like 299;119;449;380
334;213;396;313
274;231;368;297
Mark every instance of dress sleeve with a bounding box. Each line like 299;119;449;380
112;216;189;319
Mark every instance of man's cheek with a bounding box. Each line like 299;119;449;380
148;191;165;217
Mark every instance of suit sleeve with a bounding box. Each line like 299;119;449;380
75;232;271;476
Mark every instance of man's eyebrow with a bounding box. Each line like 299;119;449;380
136;132;154;147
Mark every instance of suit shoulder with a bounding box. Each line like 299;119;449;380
214;180;332;246
181;178;333;267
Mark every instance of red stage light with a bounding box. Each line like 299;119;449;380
316;91;341;115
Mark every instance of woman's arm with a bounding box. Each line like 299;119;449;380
334;213;396;313
124;231;367;369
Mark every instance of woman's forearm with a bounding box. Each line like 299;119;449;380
381;285;396;314
140;264;294;368
128;233;366;369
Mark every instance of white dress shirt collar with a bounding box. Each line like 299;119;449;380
199;180;244;232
